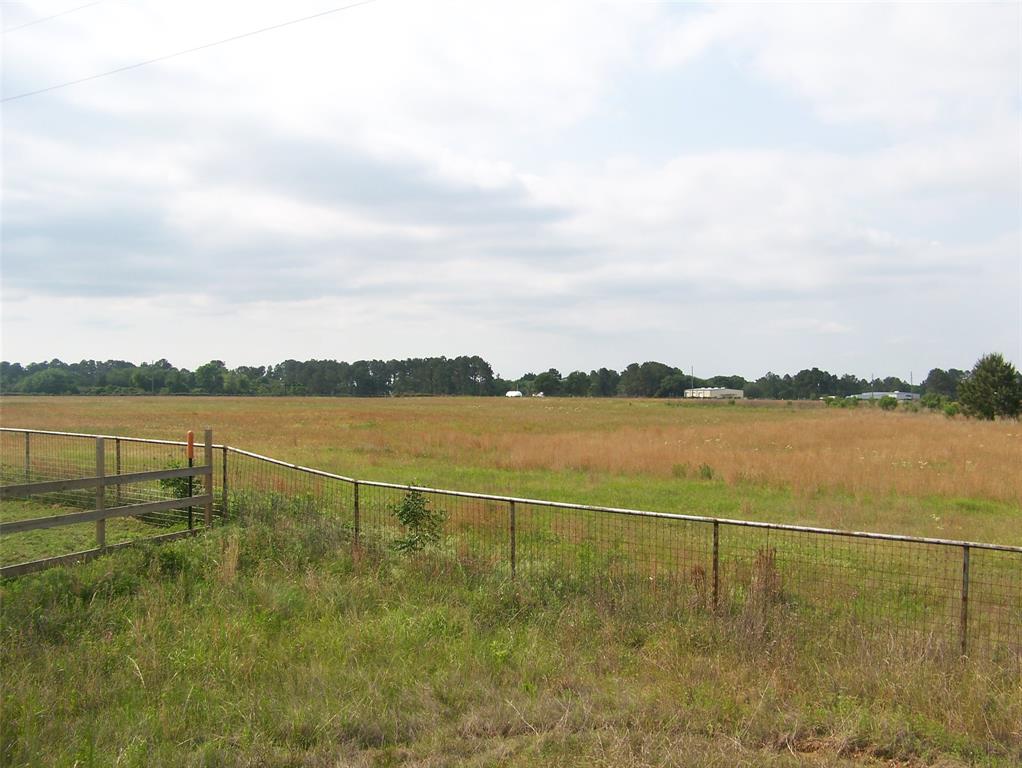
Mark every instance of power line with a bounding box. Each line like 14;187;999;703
3;1;104;34
2;0;377;103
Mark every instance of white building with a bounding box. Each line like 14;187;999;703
852;391;920;401
505;390;523;398
683;387;745;399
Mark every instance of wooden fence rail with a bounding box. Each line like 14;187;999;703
0;429;214;578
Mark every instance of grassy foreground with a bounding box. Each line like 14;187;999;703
2;503;1019;767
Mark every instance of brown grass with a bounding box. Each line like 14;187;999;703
3;395;1018;505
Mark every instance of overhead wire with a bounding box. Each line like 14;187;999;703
3;1;104;34
2;0;377;103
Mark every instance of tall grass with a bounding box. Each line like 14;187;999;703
4;396;1018;503
2;498;1019;767
4;395;1020;542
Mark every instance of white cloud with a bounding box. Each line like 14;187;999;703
654;3;1019;130
1;1;1018;375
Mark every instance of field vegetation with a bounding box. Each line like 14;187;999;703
3;500;1020;767
2;396;1019;544
2;397;1021;765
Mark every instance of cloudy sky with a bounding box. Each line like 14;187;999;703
2;1;1019;380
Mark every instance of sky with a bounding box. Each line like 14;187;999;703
2;0;1020;381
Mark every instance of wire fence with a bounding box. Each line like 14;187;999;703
2;427;1020;662
0;428;224;574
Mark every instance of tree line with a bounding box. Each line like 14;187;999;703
0;355;975;401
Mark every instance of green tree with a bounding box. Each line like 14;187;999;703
588;368;620;397
16;368;78;394
957;353;1022;420
533;369;563;396
618;361;676;397
922;368;966;400
195;360;226;394
563;371;590;397
655;372;690;397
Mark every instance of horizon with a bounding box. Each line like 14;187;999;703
0;352;978;387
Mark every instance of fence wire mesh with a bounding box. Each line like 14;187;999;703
1;429;225;569
2;427;1019;662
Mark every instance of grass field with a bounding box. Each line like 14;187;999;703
1;395;1020;543
0;498;186;566
2;396;1020;766
2;502;1020;767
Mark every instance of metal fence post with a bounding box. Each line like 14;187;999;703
114;438;122;506
509;500;517;580
203;429;213;527
960;545;970;656
712;521;720;610
221;446;228;521
352;481;360;547
95;437;106;549
24;432;30;482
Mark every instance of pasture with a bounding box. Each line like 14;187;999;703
2;395;1019;543
2;395;1020;766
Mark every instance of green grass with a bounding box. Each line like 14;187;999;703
2;501;1019;767
0;499;189;567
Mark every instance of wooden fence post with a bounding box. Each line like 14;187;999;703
114;438;122;506
95;437;106;549
204;429;213;527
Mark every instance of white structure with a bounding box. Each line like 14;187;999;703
683;387;745;399
852;391;920;401
505;390;523;398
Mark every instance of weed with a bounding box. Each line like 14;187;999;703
390;489;446;553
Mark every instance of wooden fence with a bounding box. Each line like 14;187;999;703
0;429;214;578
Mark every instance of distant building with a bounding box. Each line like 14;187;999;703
683;387;745;399
852;391;920;401
505;390;523;398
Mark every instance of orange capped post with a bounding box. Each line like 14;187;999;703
187;430;195;462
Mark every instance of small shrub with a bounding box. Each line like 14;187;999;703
943;402;960;418
878;396;898;411
698;463;715;481
390;489;446;553
159;459;193;499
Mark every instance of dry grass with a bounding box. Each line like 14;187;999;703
2;395;1020;538
455;409;1021;504
4;394;1019;500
